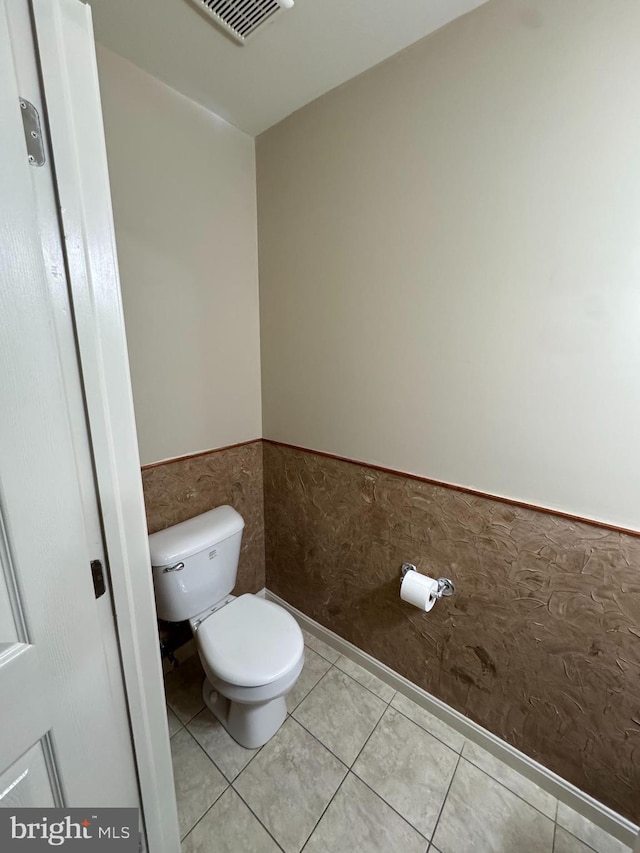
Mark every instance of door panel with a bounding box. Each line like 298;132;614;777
0;742;57;809
5;0;141;813
0;0;140;809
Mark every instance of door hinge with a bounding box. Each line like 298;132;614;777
90;559;106;599
19;97;45;166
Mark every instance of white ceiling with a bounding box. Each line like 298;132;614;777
88;0;487;136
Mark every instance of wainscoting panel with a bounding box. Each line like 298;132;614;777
142;440;264;594
263;441;640;823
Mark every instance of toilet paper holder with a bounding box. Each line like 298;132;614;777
401;563;455;598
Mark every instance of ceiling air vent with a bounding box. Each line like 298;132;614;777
193;0;294;45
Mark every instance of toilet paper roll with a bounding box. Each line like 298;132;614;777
400;571;438;612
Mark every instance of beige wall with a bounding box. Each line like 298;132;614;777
97;46;262;465
257;0;640;531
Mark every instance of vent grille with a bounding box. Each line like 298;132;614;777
195;0;294;44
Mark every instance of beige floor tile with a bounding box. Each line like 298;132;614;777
433;759;554;853
302;629;340;663
234;717;346;853
556;804;631;853
187;707;259;782
335;655;395;702
165;654;206;724
554;826;601;853
304;773;427;853
182;787;279;853
353;707;458;838
170;728;227;839
293;667;386;765
462;740;556;818
286;647;332;712
167;705;183;737
391;692;464;752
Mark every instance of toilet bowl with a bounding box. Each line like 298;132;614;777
149;506;304;749
194;593;304;748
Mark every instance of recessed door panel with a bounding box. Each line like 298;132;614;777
0;741;58;809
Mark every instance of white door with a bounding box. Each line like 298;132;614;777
0;0;141;816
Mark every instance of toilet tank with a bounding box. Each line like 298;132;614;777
149;506;244;622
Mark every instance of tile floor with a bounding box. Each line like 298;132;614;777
165;630;632;853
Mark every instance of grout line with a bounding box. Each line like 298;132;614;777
555;825;616;853
428;752;462;843
285;654;333;714
289;715;351;772
334;654;398;705
225;739;264;784
349;701;391;768
457;753;558;823
349;769;431;844
178;770;228;842
171;660;591;849
230;783;287;852
185;686;560;846
302;635;341;665
169;661;628;853
551;806;611;853
184;707;204;726
181;725;231;786
185;718;279;844
181;665;337;788
290;661;393;771
552;819;558;851
310;650;340;666
290;660;336;712
179;786;228;847
290;667;388;769
299;772;350;853
166;698;206;729
175;664;559;835
195;716;266;785
167;719;185;739
229;715;349;807
325;703;434;842
390;701;464;755
229;715;348;850
174;678;268;783
318;657;393;712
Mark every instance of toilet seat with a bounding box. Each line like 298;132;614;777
196;594;304;688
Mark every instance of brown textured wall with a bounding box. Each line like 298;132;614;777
263;442;640;822
142;441;265;595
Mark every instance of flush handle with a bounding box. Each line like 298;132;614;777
162;562;185;574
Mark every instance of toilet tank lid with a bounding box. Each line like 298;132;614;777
148;506;244;566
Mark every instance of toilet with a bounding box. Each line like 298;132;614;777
149;506;304;749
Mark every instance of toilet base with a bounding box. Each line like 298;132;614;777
202;678;287;749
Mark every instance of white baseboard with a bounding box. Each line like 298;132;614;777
265;589;639;848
